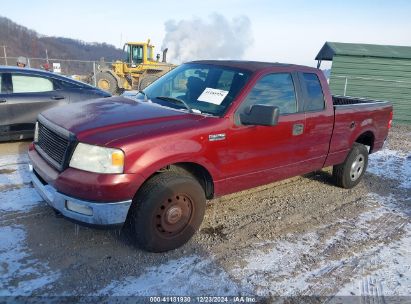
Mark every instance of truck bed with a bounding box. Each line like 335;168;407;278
332;95;390;106
326;95;392;166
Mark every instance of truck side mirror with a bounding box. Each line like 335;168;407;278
240;104;280;126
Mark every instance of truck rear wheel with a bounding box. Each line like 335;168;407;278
131;172;206;252
96;71;118;94
333;143;368;189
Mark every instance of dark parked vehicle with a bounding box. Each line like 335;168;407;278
0;66;110;141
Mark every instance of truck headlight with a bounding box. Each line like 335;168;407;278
69;143;124;174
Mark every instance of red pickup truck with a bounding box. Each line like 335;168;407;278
28;60;393;252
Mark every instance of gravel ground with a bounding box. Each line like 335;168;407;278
0;125;410;302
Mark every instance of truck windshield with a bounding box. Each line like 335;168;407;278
139;63;251;116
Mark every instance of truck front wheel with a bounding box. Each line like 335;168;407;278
130;172;206;252
333;143;369;189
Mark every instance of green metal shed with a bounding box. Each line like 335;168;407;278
316;42;411;124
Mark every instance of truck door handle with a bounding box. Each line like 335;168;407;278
0;99;6;103
293;123;304;136
51;95;65;100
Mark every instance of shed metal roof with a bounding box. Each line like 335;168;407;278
315;42;411;61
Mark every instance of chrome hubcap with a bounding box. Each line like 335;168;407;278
350;154;365;181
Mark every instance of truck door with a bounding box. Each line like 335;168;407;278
222;72;310;191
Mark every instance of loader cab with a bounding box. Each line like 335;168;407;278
123;41;155;67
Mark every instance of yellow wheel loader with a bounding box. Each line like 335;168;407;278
95;39;175;94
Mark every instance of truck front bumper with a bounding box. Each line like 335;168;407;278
30;165;132;226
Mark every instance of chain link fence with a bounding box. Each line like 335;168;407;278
0;56;118;87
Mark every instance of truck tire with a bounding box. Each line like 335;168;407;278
131;172;206;252
139;75;159;90
96;71;118;94
333;143;368;189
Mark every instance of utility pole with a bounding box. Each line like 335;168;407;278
1;45;7;65
45;48;49;64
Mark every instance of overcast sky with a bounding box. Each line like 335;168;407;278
2;0;411;67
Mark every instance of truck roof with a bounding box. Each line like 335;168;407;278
188;60;317;73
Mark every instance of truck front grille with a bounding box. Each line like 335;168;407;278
35;121;73;171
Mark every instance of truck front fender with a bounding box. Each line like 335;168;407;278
127;139;220;185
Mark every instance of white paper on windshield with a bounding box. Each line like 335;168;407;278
197;88;229;105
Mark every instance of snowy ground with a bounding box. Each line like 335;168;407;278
0;127;410;302
0;152;59;296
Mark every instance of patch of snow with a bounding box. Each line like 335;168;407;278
0;187;43;212
0;153;42;213
337;224;411;296
230;193;410;297
368;149;411;189
99;255;244;296
0;225;59;296
0;153;30;186
0;162;31;186
231;233;321;296
0;153;29;166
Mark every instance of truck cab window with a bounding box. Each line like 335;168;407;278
300;73;325;111
240;73;297;115
124;44;130;62
131;46;143;64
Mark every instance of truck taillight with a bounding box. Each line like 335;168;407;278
388;110;393;129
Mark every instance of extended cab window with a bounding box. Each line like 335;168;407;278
12;74;53;93
240;73;297;115
300;73;325;112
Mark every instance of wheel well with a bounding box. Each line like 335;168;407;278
158;162;214;199
355;131;375;153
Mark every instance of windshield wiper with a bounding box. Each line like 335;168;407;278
155;96;193;113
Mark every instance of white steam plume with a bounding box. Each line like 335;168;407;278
161;13;253;64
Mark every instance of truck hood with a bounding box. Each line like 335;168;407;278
40;96;204;145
